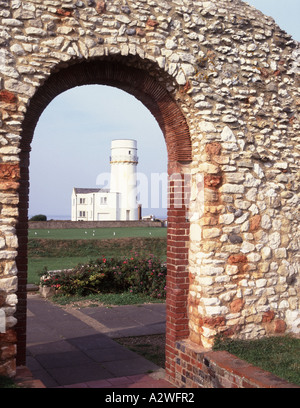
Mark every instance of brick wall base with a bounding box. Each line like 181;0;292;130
171;339;299;388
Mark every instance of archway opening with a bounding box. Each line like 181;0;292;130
16;58;192;382
28;84;168;222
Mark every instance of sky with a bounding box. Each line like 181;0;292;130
28;0;300;220
29;86;167;219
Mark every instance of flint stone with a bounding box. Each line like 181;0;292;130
221;126;237;143
229;234;243;244
220;184;245;194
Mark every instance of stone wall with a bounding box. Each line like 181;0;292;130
0;0;299;385
28;220;163;229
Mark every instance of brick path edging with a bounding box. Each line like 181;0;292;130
171;339;300;388
15;366;45;388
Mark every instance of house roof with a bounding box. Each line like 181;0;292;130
74;188;110;194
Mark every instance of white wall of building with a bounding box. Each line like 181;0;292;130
71;189;120;221
110;139;138;221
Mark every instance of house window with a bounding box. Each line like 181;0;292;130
100;196;107;205
79;211;86;217
79;198;86;204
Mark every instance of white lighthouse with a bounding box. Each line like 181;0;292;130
110;139;139;221
71;139;140;221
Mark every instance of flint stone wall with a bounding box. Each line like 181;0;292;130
0;0;299;386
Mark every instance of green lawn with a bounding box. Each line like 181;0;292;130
0;375;22;388
28;227;167;240
27;228;167;285
28;256;92;285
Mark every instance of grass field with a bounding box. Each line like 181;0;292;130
28;227;167;285
29;227;167;240
28;256;92;284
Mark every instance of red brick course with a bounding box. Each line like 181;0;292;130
172;339;300;388
0;90;18;104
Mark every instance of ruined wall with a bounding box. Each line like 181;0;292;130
185;2;300;348
0;0;299;385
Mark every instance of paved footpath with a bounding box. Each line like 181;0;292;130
26;293;175;388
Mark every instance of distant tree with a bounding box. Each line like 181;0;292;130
30;214;47;221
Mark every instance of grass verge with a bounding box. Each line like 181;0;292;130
51;291;165;307
115;333;300;383
0;375;22;388
213;335;300;386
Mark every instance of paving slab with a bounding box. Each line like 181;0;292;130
79;303;166;338
26;294;171;388
68;333;117;351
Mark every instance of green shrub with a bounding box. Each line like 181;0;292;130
30;214;47;221
40;252;167;299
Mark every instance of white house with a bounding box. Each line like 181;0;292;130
71;139;140;221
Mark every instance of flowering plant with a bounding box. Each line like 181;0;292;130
40;252;167;299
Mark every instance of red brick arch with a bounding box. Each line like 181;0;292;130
20;59;192;162
16;58;192;381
